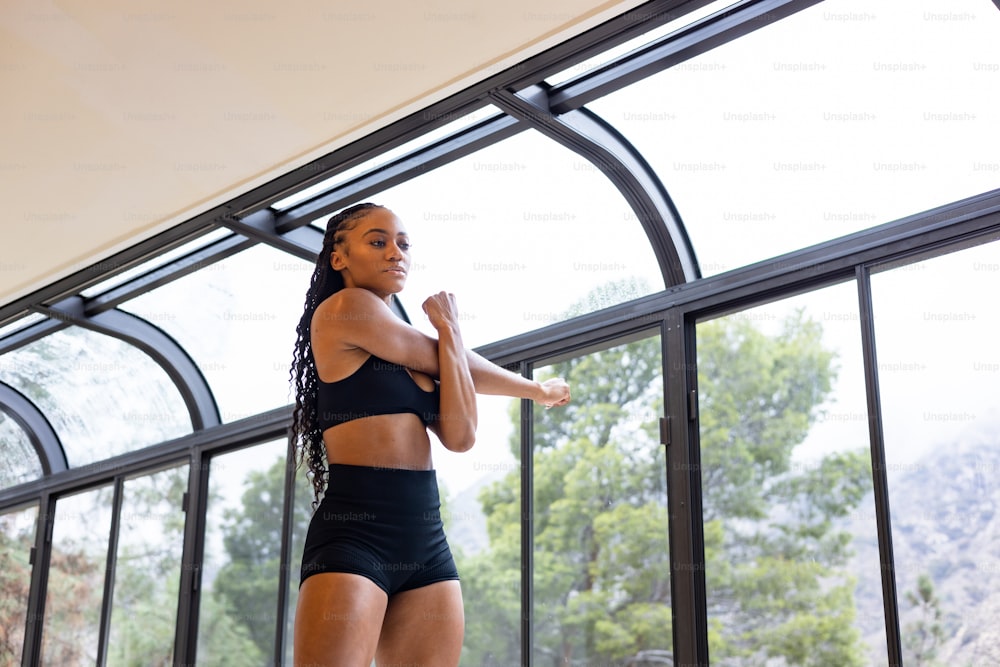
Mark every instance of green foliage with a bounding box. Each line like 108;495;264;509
0;511;36;665
905;573;946;667
460;286;873;666
209;455;313;665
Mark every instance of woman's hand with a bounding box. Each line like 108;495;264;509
422;291;462;333
536;377;571;409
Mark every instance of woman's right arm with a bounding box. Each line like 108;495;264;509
315;288;569;407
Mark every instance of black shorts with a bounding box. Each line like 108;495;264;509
299;464;460;596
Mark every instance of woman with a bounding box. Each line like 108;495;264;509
289;202;570;666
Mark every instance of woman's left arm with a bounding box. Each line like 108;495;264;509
423;292;477;452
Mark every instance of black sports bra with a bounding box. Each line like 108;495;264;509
315;354;440;431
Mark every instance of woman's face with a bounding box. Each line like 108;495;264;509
330;207;411;301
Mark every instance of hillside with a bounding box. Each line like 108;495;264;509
850;436;1000;664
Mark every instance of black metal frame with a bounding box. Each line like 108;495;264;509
2;0;999;662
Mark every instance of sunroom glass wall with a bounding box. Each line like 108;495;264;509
870;240;1000;665
39;486;115;664
695;282;885;663
587;0;1000;278
531;332;671;665
106;466;188;665
355;128;666;349
0;327;190;466
0;504;37;665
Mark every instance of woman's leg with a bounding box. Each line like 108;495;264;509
294;572;388;667
375;580;465;666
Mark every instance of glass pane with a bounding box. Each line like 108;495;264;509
0;412;43;489
0;311;45;339
531;329;671;664
120;244;315;423
870;240;1000;664
0;327;190;466
0;504;38;665
283;455;317;667
199;440;289;665
440;394;523;663
272;104;503;210
696;282;885;663
545;0;742;85
107;465;188;665
589;0;1000;276
352;129;665;348
40;485;114;665
79;228;234;297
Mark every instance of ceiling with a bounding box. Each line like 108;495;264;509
0;0;646;309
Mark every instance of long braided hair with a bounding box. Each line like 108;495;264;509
290;202;385;504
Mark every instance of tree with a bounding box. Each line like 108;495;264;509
0;509;37;665
209;455;314;665
458;285;873;666
905;573;946;667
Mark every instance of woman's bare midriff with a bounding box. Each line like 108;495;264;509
322;413;434;471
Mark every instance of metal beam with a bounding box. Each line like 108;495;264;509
218;210;323;262
0;382;67;475
489;84;698;286
0;319;68;356
33;298;220;431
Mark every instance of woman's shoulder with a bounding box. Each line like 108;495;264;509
315;288;383;319
312;289;394;343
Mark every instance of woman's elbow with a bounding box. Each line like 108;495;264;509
439;419;477;452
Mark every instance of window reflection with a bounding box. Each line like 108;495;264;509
0;504;37;665
696;283;884;663
871;240;1000;665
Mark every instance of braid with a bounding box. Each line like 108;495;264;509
289;202;385;505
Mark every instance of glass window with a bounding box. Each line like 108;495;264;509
353;129;664;348
79;228;234;298
106;465;189;665
273;105;503;211
589;0;1000;277
870;239;1000;664
283;455;318;667
120;244;316;423
545;0;743;85
198;440;289;665
0;412;43;489
696;282;885;663
531;330;671;665
438;393;523;662
0;312;46;339
0;503;38;665
0;327;190;467
40;485;114;664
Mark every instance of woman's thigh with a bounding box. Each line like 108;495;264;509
375;580;465;667
294;572;388;667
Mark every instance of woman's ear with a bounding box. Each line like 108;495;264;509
330;246;347;271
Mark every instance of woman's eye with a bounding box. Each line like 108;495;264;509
371;240;385;247
398;242;411;250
